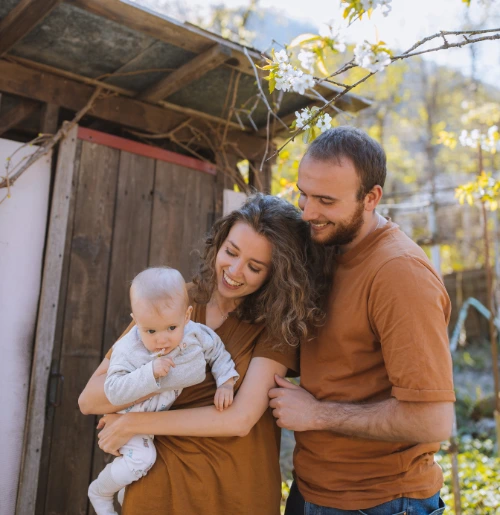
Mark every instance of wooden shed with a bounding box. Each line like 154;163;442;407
0;1;369;514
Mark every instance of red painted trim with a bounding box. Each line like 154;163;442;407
77;127;217;176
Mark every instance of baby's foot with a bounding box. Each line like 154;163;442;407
88;481;117;515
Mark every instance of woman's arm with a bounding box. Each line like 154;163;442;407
97;357;287;454
79;358;139;415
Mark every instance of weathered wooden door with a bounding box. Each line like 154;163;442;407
36;128;217;514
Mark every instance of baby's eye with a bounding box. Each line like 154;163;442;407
168;325;177;331
146;329;156;334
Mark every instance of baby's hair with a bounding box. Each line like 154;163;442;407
130;267;188;310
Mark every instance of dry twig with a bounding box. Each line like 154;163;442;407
0;88;104;190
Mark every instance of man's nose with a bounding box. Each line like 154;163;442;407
301;199;317;222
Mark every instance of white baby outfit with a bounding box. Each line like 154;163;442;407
88;321;239;515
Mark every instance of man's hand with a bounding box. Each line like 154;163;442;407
214;378;235;411
268;375;321;431
153;356;175;379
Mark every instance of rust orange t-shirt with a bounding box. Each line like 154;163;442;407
108;296;298;515
294;221;455;511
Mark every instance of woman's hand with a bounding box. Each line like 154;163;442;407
96;413;131;456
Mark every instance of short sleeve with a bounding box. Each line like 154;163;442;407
368;256;455;403
252;329;300;376
104;321;135;360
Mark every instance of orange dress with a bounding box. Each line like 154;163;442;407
120;300;298;515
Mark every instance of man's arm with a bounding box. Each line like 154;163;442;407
269;375;454;443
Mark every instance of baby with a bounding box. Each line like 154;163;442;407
88;267;239;515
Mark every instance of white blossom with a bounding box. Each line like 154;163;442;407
275;75;291;92
487;125;498;139
298;50;316;72
459;126;500;153
274;49;289;64
360;0;392;17
295;109;312;130
316;113;333;132
354;41;391;73
319;24;347;52
291;72;315;94
294;108;332;133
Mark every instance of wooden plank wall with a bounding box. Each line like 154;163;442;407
38;140;216;514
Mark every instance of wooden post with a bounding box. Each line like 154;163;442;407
215;152;237;218
40;103;60;135
15;124;79;515
481;201;500;452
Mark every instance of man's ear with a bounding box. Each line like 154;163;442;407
364;185;383;212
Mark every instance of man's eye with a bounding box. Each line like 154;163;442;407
147;330;156;334
168;326;177;331
320;199;334;205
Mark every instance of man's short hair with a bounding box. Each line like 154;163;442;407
305;126;387;200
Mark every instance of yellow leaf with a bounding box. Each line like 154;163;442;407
269;76;276;94
288;33;321;48
317;54;329;76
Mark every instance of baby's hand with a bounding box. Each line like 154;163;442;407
153;356;175;379
214;378;235;411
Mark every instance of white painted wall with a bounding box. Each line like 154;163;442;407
0;140;52;515
223;188;247;215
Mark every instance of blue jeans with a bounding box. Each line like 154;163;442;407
285;481;446;515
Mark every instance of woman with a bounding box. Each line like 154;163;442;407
79;193;324;515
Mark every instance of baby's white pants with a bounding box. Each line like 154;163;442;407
89;390;178;515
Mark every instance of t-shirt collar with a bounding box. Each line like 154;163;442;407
335;218;396;265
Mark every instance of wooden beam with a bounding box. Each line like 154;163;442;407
139;44;232;102
67;0;260;77
8;55;245;131
0;60;268;158
40;103;60;134
0;0;64;56
15;125;78;515
0;99;39;136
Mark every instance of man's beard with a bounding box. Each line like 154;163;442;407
314;201;365;247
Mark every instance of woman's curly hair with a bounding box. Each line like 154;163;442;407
192;193;326;347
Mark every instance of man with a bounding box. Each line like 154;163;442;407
269;126;455;515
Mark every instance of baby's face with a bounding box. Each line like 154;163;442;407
132;298;192;355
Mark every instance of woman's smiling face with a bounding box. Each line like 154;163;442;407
215;222;272;301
